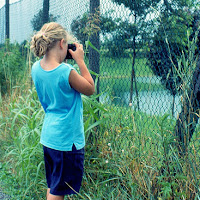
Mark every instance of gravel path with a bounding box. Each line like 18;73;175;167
0;188;10;200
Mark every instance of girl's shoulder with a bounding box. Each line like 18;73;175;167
59;63;78;74
31;61;75;75
61;63;74;70
32;60;40;68
31;60;41;74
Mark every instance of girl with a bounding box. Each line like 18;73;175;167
30;22;95;200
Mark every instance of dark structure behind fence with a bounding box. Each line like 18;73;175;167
5;0;9;39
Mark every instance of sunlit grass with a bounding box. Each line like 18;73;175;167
100;56;153;78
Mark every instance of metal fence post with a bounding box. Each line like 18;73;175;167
89;0;100;97
5;0;9;40
42;0;49;24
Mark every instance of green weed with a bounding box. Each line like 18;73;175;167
0;41;28;96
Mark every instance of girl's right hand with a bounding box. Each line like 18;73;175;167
68;43;84;64
68;42;95;96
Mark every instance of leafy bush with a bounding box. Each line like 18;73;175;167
147;10;200;96
0;41;27;96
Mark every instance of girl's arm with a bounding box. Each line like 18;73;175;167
68;43;95;96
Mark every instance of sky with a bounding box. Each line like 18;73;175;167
0;0;19;8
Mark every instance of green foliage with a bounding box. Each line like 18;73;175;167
71;13;89;47
0;41;27;96
102;19;137;57
147;6;200;96
71;11;136;57
0;88;45;199
112;0;160;16
174;30;200;152
155;114;186;199
108;0;160;58
31;9;59;31
82;93;108;142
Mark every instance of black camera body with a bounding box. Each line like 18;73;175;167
65;44;76;59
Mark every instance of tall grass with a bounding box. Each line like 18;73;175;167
79;108;200;199
0;83;46;199
0;72;107;199
1;87;200;199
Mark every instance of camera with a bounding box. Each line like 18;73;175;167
65;44;76;59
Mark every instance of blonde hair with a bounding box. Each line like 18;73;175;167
30;22;77;57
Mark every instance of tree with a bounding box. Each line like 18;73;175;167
147;13;192;95
147;0;195;94
111;0;160;110
71;2;101;97
147;2;199;116
71;13;89;47
31;9;59;31
146;2;200;152
71;11;134;57
102;18;137;57
175;57;200;154
174;12;200;154
0;43;25;95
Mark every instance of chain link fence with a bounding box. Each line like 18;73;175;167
1;0;200;198
0;0;200;138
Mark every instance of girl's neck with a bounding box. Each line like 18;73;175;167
40;54;61;71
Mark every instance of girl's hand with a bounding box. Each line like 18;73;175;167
68;43;84;64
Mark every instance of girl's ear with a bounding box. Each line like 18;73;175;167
60;39;65;49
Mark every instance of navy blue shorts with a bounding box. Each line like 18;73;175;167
43;144;85;196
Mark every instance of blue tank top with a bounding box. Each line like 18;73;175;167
31;60;85;151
